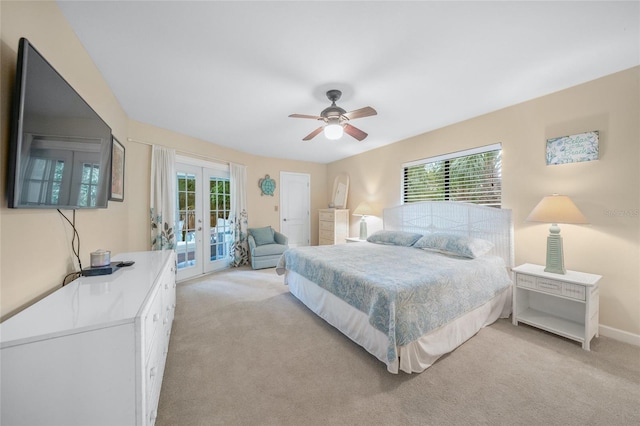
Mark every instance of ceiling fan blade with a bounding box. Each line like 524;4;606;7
343;124;368;141
302;127;324;141
343;106;377;121
289;113;323;120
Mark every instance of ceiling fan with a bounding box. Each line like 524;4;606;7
289;89;377;141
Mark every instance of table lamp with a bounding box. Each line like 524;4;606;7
526;194;588;274
353;202;374;240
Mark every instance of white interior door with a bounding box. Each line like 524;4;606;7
280;172;310;247
176;159;231;281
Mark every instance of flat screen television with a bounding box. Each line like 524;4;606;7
7;38;112;209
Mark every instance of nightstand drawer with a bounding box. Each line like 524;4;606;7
562;283;586;301
536;277;585;301
537;278;563;295
516;274;586;301
516;274;536;289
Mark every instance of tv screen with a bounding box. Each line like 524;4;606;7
7;38;112;209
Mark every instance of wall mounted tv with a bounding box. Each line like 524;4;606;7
7;38;112;209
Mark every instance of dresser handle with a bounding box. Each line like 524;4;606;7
153;313;160;322
150;367;157;378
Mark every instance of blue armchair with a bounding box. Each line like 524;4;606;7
247;226;289;269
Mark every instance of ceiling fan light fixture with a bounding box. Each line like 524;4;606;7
290;89;376;141
324;122;343;140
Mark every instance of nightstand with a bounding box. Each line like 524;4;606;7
512;263;602;350
345;237;366;243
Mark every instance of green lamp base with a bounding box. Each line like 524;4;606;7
359;217;368;240
544;223;566;274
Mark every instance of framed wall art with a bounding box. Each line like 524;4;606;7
110;137;125;201
546;130;599;165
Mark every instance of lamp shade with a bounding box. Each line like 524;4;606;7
353;202;374;216
526;194;588;224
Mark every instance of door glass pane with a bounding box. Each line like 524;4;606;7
176;172;197;269
209;177;231;261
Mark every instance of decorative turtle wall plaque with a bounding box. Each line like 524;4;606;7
259;174;275;196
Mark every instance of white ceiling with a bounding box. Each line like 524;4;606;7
57;1;639;164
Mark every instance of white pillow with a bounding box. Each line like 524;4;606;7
366;230;423;247
414;233;494;258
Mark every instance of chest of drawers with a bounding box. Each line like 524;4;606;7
0;251;176;425
318;208;349;245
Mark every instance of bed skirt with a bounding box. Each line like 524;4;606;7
284;270;512;374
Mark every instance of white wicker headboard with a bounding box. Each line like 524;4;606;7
383;201;514;269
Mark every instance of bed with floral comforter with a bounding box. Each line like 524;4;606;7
276;202;514;373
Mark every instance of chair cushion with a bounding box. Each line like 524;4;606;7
252;243;288;257
249;226;275;246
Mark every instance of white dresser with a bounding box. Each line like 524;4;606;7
318;208;349;245
0;250;176;425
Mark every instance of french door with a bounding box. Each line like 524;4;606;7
175;158;231;281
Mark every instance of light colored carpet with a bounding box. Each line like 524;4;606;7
157;267;640;426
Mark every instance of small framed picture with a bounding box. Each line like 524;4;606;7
110;136;125;201
546;131;599;165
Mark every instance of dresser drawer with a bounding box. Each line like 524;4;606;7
145;334;164;421
319;229;334;241
319;210;335;221
319;220;334;231
143;288;163;358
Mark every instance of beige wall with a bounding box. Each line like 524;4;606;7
328;67;640;336
0;1;327;320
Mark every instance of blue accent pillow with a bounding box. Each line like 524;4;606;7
249;226;275;246
414;233;494;259
366;230;423;247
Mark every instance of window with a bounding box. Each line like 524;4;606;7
78;162;101;207
23;157;65;205
208;176;231;261
403;143;502;207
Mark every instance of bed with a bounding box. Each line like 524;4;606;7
276;201;514;374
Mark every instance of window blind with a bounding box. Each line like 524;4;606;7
402;144;502;207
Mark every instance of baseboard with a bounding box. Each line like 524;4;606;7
599;324;640;347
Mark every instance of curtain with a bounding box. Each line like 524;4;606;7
229;162;249;266
150;145;177;250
